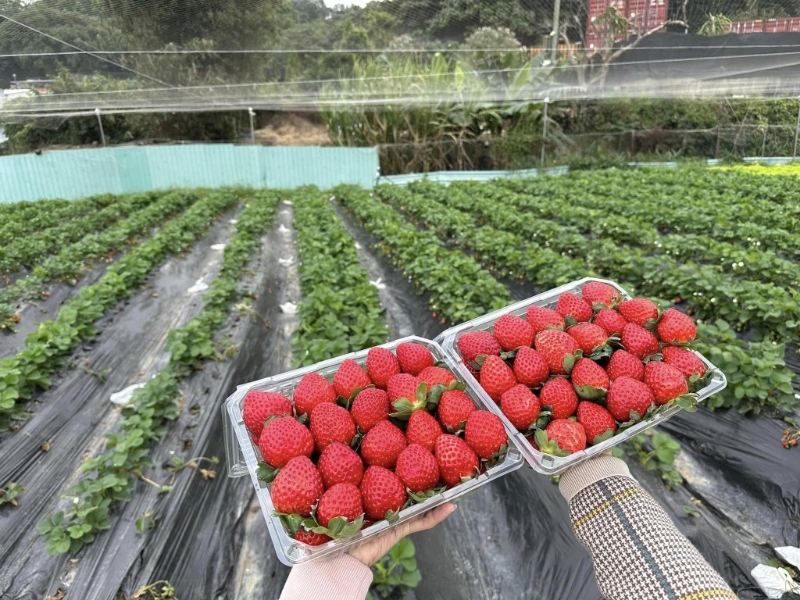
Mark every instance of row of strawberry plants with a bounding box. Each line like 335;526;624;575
0;190;241;431
506;167;800;236
411;181;800;342
429;179;800;289
0;193;130;247
499;172;800;261
333;185;511;324
0;192;158;275
383;185;797;415
0;190;202;332
376;184;588;288
38;190;281;555
292;188;389;366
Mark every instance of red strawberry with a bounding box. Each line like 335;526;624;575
534;329;581;375
464;410;508;460
396;342;434;375
434;434;479;487
539;377;579;419
359;420;407;468
270;456;323;516
396;444;440;492
576;402;617;444
479;355;517;401
593;309;628;336
621;323;660;359
294;529;330;546
512;346;549;388
293;373;336;417
317;442;364;488
535;419;587;455
437;390;476;432
350;388;389;432
333;359;372;399
570;358;610;400
405;410;443;451
644;361;689;405
581;281;620;309
607;377;654;422
366;347;400;389
259;416;314;468
500;384;540;431
526;306;565;334
457;330;501;366
243;390;292;440
316;483;364;528
568;323;613;355
387;373;422;405
418;366;456;389
493;314;534;351
606;349;645;381
360;466;406;520
656;308;697;344
662;346;706;378
555;292;593;323
310;403;356;452
618;298;659;327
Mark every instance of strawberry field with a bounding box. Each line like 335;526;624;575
1;166;799;600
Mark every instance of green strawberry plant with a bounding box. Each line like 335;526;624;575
367;539;422;599
292;188;389;367
622;431;683;489
39;190;281;555
0;482;25;507
335;185;511;324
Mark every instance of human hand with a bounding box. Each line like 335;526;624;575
348;503;456;567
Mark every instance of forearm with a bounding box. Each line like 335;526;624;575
279;553;373;600
560;456;738;600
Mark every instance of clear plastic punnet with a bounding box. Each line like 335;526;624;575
223;335;524;567
435;277;727;475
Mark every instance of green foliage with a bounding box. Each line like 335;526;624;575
368;539;422;599
623;431;683;489
697;321;796;414
699;13;732;36
335;185;511;324
291;188;389;367
0;481;25;507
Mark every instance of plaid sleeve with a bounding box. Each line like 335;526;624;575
563;461;739;600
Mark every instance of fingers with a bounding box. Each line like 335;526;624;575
404;503;457;536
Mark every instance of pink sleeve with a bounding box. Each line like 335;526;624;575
279;553;374;600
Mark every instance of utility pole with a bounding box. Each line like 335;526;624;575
550;0;562;60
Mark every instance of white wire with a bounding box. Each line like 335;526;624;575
0;13;174;88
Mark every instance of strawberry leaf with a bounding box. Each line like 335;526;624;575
309;515;365;539
295;413;309;425
275;512;305;535
385;509;400;523
674;394;699;412
406;485;446;504
448;380;466;391
257;461;280;483
533;429;570;457
474;354;488;368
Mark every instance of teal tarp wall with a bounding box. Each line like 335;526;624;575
0;145;379;202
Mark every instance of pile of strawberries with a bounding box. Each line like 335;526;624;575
457;281;708;457
242;342;508;547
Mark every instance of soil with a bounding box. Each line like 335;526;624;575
255;113;331;147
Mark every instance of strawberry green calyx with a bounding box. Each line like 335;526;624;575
337;384;374;410
561;349;583;375
573;384;608;402
533;429;571;458
257;460;281;483
688;371;713;392
389;382;429;419
590;428;615;445
305;514;365;540
406;485;446;504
